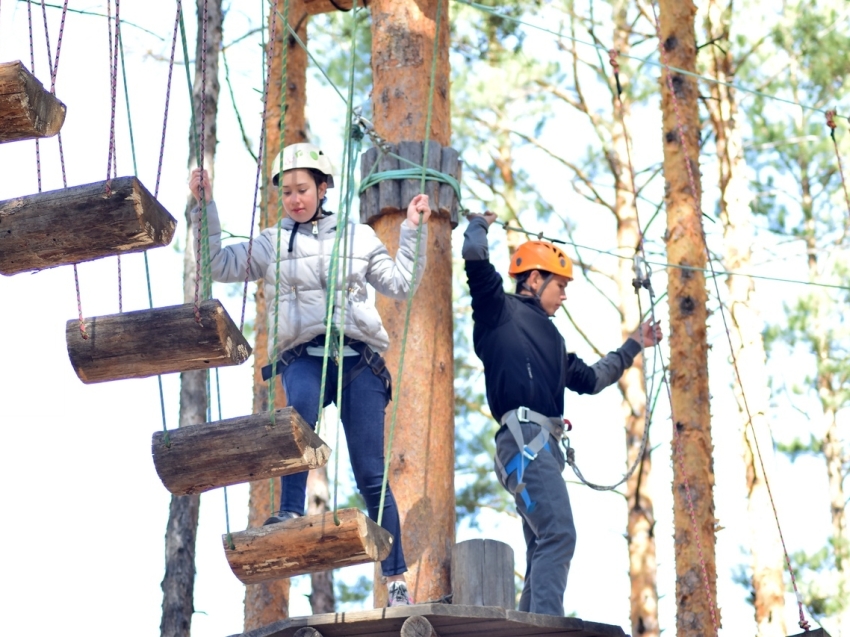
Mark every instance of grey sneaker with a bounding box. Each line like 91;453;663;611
387;581;413;606
263;510;301;526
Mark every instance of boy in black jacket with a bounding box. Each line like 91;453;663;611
463;212;662;616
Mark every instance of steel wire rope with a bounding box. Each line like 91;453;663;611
453;0;850;122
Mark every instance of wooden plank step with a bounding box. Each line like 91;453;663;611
66;299;251;383
0;176;176;275
152;407;330;495
224;509;393;585
232;604;628;637
0;60;66;143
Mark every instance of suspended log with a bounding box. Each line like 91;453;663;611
451;539;515;609
224;509;393;584
401;616;440;637
0;60;66;143
66;299;251;383
0;176;176;275
152;407;330;495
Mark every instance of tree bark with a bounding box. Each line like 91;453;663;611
369;0;455;606
657;2;718;635
307;466;335;614
160;1;222;635
244;0;309;627
703;3;786;635
159;0;223;637
608;4;659;635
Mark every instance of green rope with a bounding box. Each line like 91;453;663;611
268;0;291;426
377;0;445;527
359;167;462;206
117;20;172;442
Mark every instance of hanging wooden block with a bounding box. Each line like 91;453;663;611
66;299;251;383
224;508;393;584
0;60;66;144
0;176;176;276
152;407;330;495
401;616;440;637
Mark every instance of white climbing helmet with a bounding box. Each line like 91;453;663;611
270;143;335;188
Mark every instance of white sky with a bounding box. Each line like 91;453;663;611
0;1;845;636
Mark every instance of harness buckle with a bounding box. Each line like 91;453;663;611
517;406;530;423
522;445;537;461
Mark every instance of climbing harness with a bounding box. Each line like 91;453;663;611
494;407;568;512
261;336;392;398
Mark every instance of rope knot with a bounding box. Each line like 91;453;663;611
608;48;619;71
826;109;837;129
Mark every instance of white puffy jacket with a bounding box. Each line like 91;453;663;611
194;202;427;357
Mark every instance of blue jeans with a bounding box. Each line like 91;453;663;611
279;354;407;577
495;422;576;616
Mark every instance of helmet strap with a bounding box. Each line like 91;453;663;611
535;272;554;299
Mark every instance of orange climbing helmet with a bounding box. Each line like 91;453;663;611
509;241;573;280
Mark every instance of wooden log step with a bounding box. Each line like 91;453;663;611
67;299;251;383
0;176;176;276
224;509;393;584
152;407;330;495
0;60;66;143
451;539;515;609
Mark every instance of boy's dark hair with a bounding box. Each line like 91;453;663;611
514;270;533;293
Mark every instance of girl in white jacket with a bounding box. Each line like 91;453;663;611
190;143;429;606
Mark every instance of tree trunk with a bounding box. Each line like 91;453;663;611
657;2;718;635
244;0;309;628
609;4;659;635
307;466;335;614
160;1;223;635
369;0;455;606
703;3;786;635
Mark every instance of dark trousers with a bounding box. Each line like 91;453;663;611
279;354;407;577
495;422;577;615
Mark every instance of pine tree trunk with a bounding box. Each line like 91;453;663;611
243;0;309;628
160;1;223;636
657;2;718;635
610;3;659;633
307;466;335;613
703;3;786;635
368;0;455;607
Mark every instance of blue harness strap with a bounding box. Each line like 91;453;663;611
503;441;550;512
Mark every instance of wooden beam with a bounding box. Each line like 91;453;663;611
451;539;515;609
400;616;440;637
0;176;176;276
152;407;330;495
224;509;393;584
66;299;251;383
0;60;66;143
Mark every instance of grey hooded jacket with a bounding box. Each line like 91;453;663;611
194;202;427;357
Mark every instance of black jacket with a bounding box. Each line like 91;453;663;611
463;216;641;422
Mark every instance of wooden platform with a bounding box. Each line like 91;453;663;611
233;604;628;637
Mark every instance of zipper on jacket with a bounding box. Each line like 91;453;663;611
312;220;318;235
